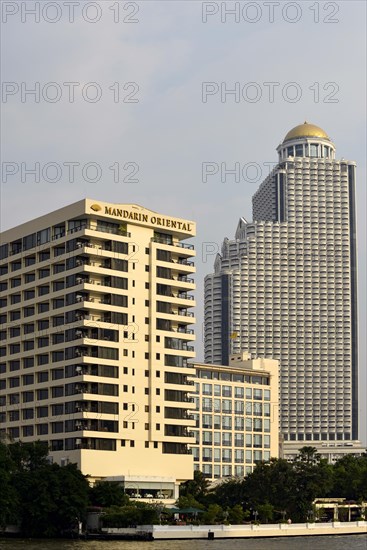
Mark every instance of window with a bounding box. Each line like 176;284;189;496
38;286;49;296
222;449;232;463
10;310;21;321
203;383;212;395
222;432;232;446
37;406;48;418
235;386;244;398
24;307;35;317
23;340;35;351
10;294;21;304
222;416;232;430
24;273;35;283
37;389;49;400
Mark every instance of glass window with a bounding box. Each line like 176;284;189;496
254;434;262;448
264;403;270;417
246;434;252;448
254;450;262;462
222;416;232;430
222;432;232;446
202;431;212;445
246;450;252;463
235;417;244;431
222;385;232;397
213;415;221;429
245;402;252;415
254;388;262;400
253;419;263;432
222;399;232;413
213;399;221;413
246;388;252;399
245;418;252;431
235;433;244;447
253;403;262;416
264;435;270;448
264;390;270;401
214;448;221;462
222;449;232;463
202;414;212;429
213;384;221;396
213;432;221;446
234;400;244;414
203;383;212;395
202;398;212;412
235;386;244;398
235;449;244;463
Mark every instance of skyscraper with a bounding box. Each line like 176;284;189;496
204;123;360;452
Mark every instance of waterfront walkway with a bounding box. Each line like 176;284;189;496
102;521;367;540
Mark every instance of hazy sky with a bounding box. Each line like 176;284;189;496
1;0;366;443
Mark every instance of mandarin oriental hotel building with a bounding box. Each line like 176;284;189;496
0;199;197;498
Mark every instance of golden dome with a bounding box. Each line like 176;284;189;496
283;121;329;142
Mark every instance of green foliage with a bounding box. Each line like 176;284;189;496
257;503;274;523
15;462;89;537
0;441;89;537
89;481;129;508
0;443;19;529
179;470;210;500
202;504;223;524
227;504;248;524
329;454;367;501
176;495;206;510
102;503;160;527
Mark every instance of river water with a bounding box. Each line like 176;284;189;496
0;536;366;550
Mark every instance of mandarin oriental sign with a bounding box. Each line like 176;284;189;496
102;205;193;232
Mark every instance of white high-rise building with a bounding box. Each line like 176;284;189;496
204;123;360;453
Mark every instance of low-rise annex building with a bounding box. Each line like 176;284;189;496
189;353;279;480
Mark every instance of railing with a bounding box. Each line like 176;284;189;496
152;237;194;250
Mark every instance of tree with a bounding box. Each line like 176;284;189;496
179;470;210;501
89;481;129;508
0;443;19;530
292;447;333;521
330;454;367;501
228;504;248;524
257;503;274;523
7;440;49;471
202;504;223;524
15;462;89;537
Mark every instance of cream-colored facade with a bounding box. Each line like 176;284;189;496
190;353;279;480
0;199;197;498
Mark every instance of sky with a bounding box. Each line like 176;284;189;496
1;0;366;444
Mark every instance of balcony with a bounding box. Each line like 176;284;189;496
152;237;194;250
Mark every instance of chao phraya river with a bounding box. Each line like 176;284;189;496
0;536;366;550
